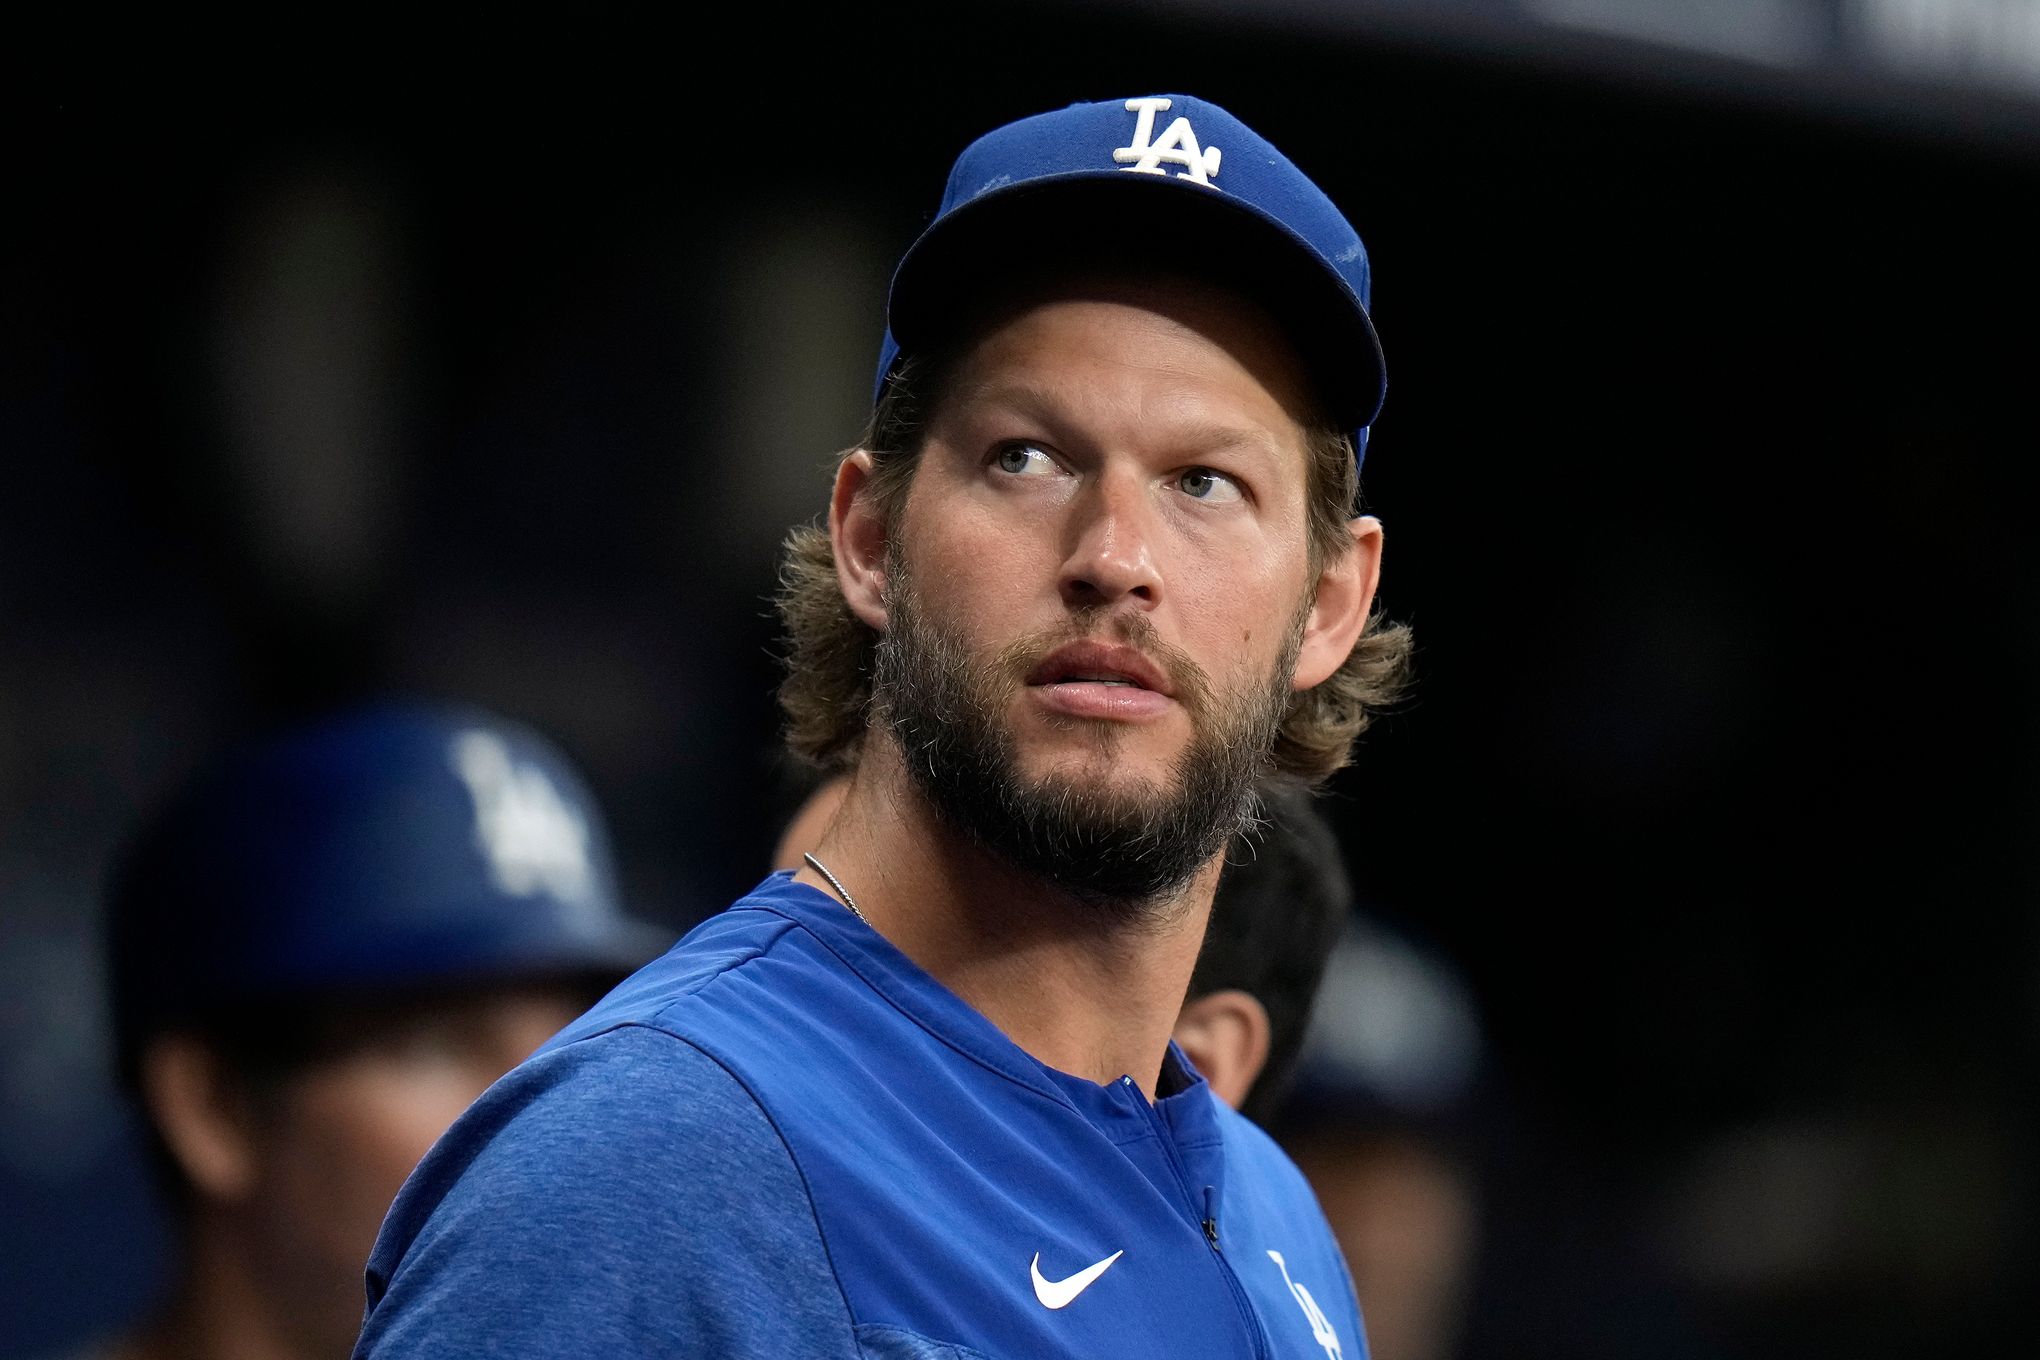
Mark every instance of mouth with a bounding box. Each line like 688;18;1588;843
1024;641;1174;697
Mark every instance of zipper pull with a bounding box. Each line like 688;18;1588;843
1202;1184;1220;1250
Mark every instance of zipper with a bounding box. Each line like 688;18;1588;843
1131;1079;1272;1360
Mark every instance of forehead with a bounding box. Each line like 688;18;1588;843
932;273;1323;438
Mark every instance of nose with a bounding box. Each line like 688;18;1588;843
1058;467;1162;611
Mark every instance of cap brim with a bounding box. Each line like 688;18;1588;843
176;909;677;1010
888;172;1386;432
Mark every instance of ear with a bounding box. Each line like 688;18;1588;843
1292;515;1384;692
1173;988;1273;1113
140;1035;261;1202
830;450;892;633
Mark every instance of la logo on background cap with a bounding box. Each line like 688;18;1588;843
875;94;1388;463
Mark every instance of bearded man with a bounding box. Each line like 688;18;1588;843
356;94;1411;1360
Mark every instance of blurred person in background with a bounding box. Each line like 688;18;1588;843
1179;786;1348;1125
1278;914;1486;1360
58;702;666;1360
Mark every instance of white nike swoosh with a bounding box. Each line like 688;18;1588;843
1030;1249;1124;1309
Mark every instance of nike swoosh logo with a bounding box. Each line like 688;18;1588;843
1030;1249;1124;1309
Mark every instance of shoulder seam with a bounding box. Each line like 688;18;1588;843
660;1031;865;1345
553;909;803;1047
639;911;801;1034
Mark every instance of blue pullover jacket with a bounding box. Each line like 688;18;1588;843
356;874;1364;1359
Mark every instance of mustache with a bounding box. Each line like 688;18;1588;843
991;609;1215;717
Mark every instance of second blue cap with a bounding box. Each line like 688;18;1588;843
107;702;672;1051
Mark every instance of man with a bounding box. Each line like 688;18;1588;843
357;94;1412;1358
81;702;665;1360
773;776;1346;1123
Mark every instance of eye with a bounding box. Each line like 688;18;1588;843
1176;467;1244;504
992;441;1058;477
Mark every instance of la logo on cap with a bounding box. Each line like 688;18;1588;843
449;729;596;908
1114;98;1223;187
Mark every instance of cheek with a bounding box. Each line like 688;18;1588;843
262;1061;504;1255
316;1065;482;1168
1178;552;1303;669
901;499;1043;634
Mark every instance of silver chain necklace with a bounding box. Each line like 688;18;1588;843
802;851;871;926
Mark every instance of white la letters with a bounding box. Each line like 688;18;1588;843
1267;1250;1343;1360
449;730;596;908
1113;97;1223;186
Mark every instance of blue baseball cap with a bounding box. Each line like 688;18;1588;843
875;94;1387;461
1283;917;1484;1131
107;702;670;1059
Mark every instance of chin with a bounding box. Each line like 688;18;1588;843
1018;745;1179;804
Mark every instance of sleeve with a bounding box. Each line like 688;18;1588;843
352;1023;859;1359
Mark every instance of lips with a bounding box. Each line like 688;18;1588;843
1023;641;1174;697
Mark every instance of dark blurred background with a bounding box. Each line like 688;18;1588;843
6;2;2037;1355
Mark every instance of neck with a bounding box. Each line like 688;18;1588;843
113;1216;332;1360
799;735;1221;1098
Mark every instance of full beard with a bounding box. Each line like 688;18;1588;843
872;554;1304;920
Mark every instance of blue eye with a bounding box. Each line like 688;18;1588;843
994;443;1056;476
1178;468;1243;503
